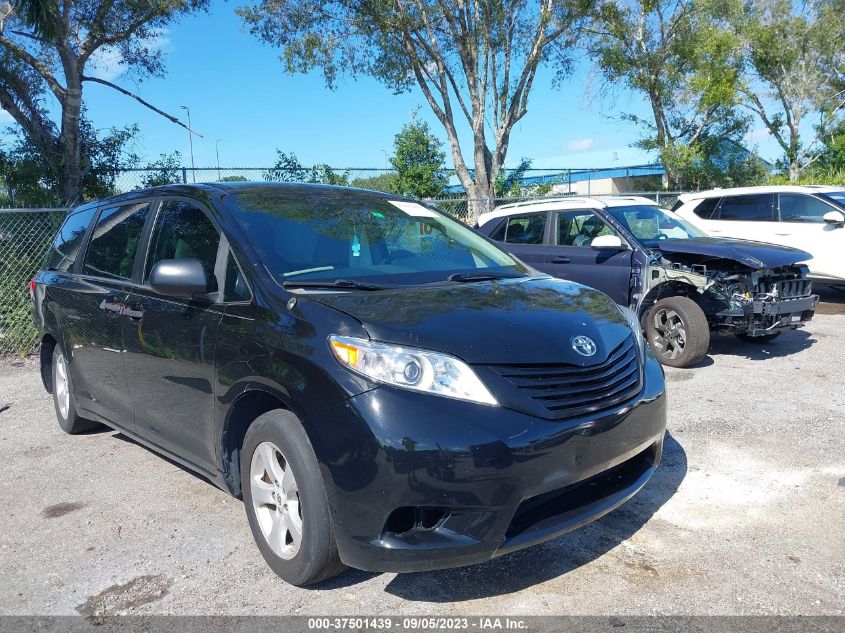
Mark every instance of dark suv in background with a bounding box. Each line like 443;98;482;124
32;183;666;585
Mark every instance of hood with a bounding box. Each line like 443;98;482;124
654;237;811;269
306;277;633;365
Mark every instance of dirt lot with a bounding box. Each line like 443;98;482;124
0;309;843;617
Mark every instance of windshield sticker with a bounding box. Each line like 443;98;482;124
351;232;361;257
388;200;439;218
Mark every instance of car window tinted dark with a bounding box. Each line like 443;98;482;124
82;202;150;280
45;208;97;272
231;188;524;286
779;194;835;223
557;210;614;246
716;194;773;221
224;251;251;302
496;213;546;244
692;197;720;219
146;200;220;281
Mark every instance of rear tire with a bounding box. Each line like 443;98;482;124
241;409;346;586
646;296;710;368
735;331;781;343
51;346;101;434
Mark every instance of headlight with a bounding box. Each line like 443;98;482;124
329;335;498;406
618;306;646;354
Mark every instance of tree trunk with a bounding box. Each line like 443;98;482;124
59;79;83;206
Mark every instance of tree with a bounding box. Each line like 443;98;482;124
239;0;589;221
350;172;401;194
263;150;351;184
588;0;750;188
739;0;845;180
390;116;447;198
0;117;138;207
0;0;208;206
141;151;183;188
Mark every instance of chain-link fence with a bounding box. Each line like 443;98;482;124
0;189;685;356
430;191;685;224
0;209;68;355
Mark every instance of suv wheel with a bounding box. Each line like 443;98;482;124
241;410;346;586
52;346;101;434
646;297;710;368
735;331;781;343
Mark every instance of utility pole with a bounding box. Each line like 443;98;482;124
180;105;196;183
216;139;223;181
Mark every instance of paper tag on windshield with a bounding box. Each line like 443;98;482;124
387;200;439;218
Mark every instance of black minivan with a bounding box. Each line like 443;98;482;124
32;183;667;585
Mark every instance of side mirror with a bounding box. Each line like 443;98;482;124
149;258;211;298
823;210;845;225
591;234;626;251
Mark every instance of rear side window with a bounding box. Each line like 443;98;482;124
556;210;614;246
83;202;151;279
146;200;221;281
490;213;546;244
716;194;774;221
691;197;720;219
45;208;97;272
778;194;835;223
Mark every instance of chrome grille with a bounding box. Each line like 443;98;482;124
490;336;642;420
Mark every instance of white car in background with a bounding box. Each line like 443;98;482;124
672;185;845;284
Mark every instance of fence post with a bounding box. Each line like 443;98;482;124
656;192;661;206
181;168;188;184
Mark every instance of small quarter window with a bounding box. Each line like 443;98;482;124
45;207;97;272
224;252;251;302
691;197;720;219
83;202;151;279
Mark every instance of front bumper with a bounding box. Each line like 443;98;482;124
717;294;819;336
302;353;667;573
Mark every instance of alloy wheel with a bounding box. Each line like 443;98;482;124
651;308;686;360
250;441;303;560
55;353;70;419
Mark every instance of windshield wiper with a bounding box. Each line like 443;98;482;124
282;279;385;291
446;272;524;283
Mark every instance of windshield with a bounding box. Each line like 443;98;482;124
605;204;706;247
230;187;528;286
820;192;845;208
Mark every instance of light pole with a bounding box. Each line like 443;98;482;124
215;139;223;181
180;105;196;183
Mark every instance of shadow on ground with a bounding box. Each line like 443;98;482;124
705;328;817;362
366;432;687;602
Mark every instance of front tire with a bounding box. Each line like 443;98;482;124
51;346;101;434
646;296;710;368
241;410;345;586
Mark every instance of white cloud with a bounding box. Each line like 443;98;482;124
566;138;595;152
745;127;770;144
87;29;171;82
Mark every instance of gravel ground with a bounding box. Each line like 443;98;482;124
0;312;843;617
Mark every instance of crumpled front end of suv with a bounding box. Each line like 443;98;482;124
641;246;819;336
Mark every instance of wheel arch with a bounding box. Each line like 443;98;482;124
220;387;290;497
39;333;58;393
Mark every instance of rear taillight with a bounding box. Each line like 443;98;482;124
29;279;36;299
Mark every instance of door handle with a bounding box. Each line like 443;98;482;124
551;256;571;264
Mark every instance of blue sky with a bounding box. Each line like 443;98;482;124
0;1;781;171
